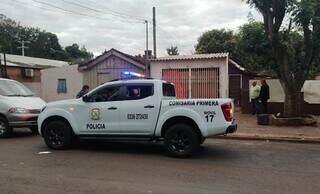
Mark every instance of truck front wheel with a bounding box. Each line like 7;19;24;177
43;120;73;150
164;123;200;158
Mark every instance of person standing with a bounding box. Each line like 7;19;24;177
259;80;270;114
250;81;261;115
76;85;90;98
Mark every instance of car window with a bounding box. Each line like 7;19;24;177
163;83;175;97
125;84;153;100
0;80;35;97
87;86;121;102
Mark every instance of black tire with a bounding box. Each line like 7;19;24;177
164;123;200;158
0;117;13;138
30;126;39;135
43;120;73;150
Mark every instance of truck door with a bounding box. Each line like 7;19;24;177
78;85;123;134
118;83;159;135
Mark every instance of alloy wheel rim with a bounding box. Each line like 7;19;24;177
169;132;191;153
48;128;65;146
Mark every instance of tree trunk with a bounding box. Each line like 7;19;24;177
281;81;304;118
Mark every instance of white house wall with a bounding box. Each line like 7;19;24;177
41;65;83;102
150;58;229;98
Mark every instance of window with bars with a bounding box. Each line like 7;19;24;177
57;79;67;94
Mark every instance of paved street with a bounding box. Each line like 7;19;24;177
0;130;319;194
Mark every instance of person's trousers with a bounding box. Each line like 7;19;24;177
251;98;260;114
261;100;268;114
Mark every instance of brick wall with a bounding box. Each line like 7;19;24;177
6;66;41;82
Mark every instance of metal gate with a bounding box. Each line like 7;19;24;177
162;68;220;99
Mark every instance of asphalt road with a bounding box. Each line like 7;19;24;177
0;129;319;194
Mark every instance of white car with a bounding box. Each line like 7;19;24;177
38;79;237;157
0;78;46;137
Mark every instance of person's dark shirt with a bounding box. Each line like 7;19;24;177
259;84;270;101
76;90;88;98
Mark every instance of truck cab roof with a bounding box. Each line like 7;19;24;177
102;79;171;86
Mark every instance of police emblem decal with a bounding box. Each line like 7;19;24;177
90;108;101;120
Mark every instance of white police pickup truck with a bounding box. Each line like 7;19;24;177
38;79;237;157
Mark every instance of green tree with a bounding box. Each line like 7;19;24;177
166;45;179;55
0;14;93;63
65;43;93;64
0;14;21;54
195;29;236;54
246;0;320;117
234;21;274;73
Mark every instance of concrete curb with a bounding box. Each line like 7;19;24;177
214;134;320;144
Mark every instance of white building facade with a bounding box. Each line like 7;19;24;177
41;65;83;102
150;54;229;99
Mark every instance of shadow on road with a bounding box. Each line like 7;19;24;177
70;140;238;160
6;128;35;138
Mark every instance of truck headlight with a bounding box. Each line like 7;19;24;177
8;107;29;114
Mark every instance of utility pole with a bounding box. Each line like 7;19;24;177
153;7;157;59
145;20;149;59
0;54;2;78
17;40;30;56
2;52;7;78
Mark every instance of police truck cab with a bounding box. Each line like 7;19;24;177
38;78;237;157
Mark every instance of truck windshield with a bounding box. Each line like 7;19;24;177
163;83;176;97
0;80;35;97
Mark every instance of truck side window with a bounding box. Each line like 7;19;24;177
89;86;121;102
163;83;175;97
125;85;153;100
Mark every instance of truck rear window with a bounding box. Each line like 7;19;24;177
163;83;175;97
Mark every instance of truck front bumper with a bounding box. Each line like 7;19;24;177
226;120;237;134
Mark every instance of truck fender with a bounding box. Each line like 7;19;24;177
154;107;208;137
38;108;78;135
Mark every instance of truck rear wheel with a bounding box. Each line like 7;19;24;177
164;123;200;158
43;120;73;150
0;117;12;138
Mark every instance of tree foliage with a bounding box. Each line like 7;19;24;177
195;23;274;73
166;45;179;55
65;44;93;64
195;29;236;54
0;14;93;63
234;21;274;73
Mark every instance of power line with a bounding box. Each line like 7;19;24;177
11;0;70;14
61;0;146;23
31;0;144;24
79;0;151;21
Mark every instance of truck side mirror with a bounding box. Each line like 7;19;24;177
82;95;90;102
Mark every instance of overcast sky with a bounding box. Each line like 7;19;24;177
1;0;261;57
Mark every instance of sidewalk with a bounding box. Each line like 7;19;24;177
216;111;320;143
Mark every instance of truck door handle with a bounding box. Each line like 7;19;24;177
144;105;154;108
108;107;117;110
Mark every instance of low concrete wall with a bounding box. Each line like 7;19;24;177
242;79;320;115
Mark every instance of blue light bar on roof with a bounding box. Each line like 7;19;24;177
121;71;145;78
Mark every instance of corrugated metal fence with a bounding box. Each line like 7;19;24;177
162;68;219;99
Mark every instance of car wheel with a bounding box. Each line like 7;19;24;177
0;117;13;138
30;126;39;135
43;120;73;150
164;123;200;158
